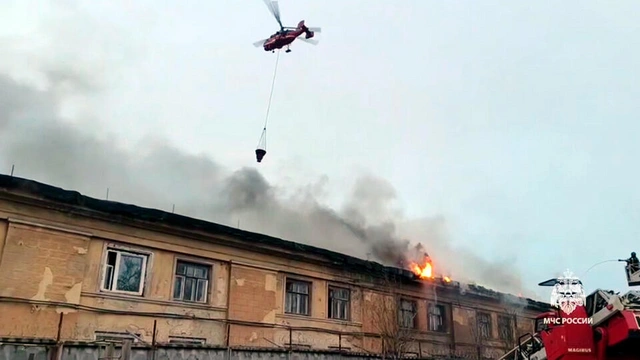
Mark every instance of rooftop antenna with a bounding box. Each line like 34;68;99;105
172;204;175;213
106;188;110;200
10;165;14;177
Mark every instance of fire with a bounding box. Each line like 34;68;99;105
410;261;433;279
405;245;452;283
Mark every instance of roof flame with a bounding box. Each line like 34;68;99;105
409;255;433;279
405;244;453;283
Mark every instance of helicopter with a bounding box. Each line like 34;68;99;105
252;0;322;53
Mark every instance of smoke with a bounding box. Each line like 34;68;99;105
499;292;530;314
0;2;530;297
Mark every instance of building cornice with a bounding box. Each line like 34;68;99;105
0;175;550;312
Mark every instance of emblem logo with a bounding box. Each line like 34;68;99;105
550;270;586;315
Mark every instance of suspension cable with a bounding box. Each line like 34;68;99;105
257;51;281;149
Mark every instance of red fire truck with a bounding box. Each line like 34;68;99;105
498;260;640;360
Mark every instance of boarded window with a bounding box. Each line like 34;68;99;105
398;299;417;329
477;312;492;339
498;315;514;341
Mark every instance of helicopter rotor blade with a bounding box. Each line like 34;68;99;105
262;0;283;29
298;37;319;46
253;39;268;47
307;27;322;33
271;0;282;23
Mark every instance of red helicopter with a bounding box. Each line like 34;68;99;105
253;0;321;53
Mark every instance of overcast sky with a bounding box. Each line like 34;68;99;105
2;0;640;300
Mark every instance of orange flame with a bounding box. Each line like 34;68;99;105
443;276;451;283
409;258;433;279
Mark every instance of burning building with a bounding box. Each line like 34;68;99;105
0;175;550;359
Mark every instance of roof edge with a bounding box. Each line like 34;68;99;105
0;174;550;310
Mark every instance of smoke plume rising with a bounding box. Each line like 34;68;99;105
0;3;532;298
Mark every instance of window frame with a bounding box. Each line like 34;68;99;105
498;314;514;341
284;278;312;316
476;311;493;339
428;303;447;332
328;285;351;321
168;336;207;345
398;298;418;329
100;247;149;296
172;259;212;304
95;331;141;343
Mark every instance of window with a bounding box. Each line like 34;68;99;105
95;331;140;343
398;299;417;329
498;315;514;341
428;303;446;332
168;336;206;345
173;260;210;303
285;279;311;315
102;248;148;295
476;312;492;339
328;286;350;320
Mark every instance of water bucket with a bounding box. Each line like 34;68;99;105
255;148;267;163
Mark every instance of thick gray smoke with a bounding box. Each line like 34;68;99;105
0;4;532;298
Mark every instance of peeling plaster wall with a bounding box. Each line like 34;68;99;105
228;264;279;348
0;343;503;360
0;219;7;268
0;222;89;338
0;345;386;360
0;196;544;356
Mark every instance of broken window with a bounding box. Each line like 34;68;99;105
398;299;417;329
328;286;350;320
498;315;514;341
285;279;311;315
476;312;492;339
102;249;148;296
173;260;210;303
428;303;446;332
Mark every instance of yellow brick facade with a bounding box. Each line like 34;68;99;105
0;176;549;358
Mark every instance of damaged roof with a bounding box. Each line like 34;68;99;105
0;174;550;312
